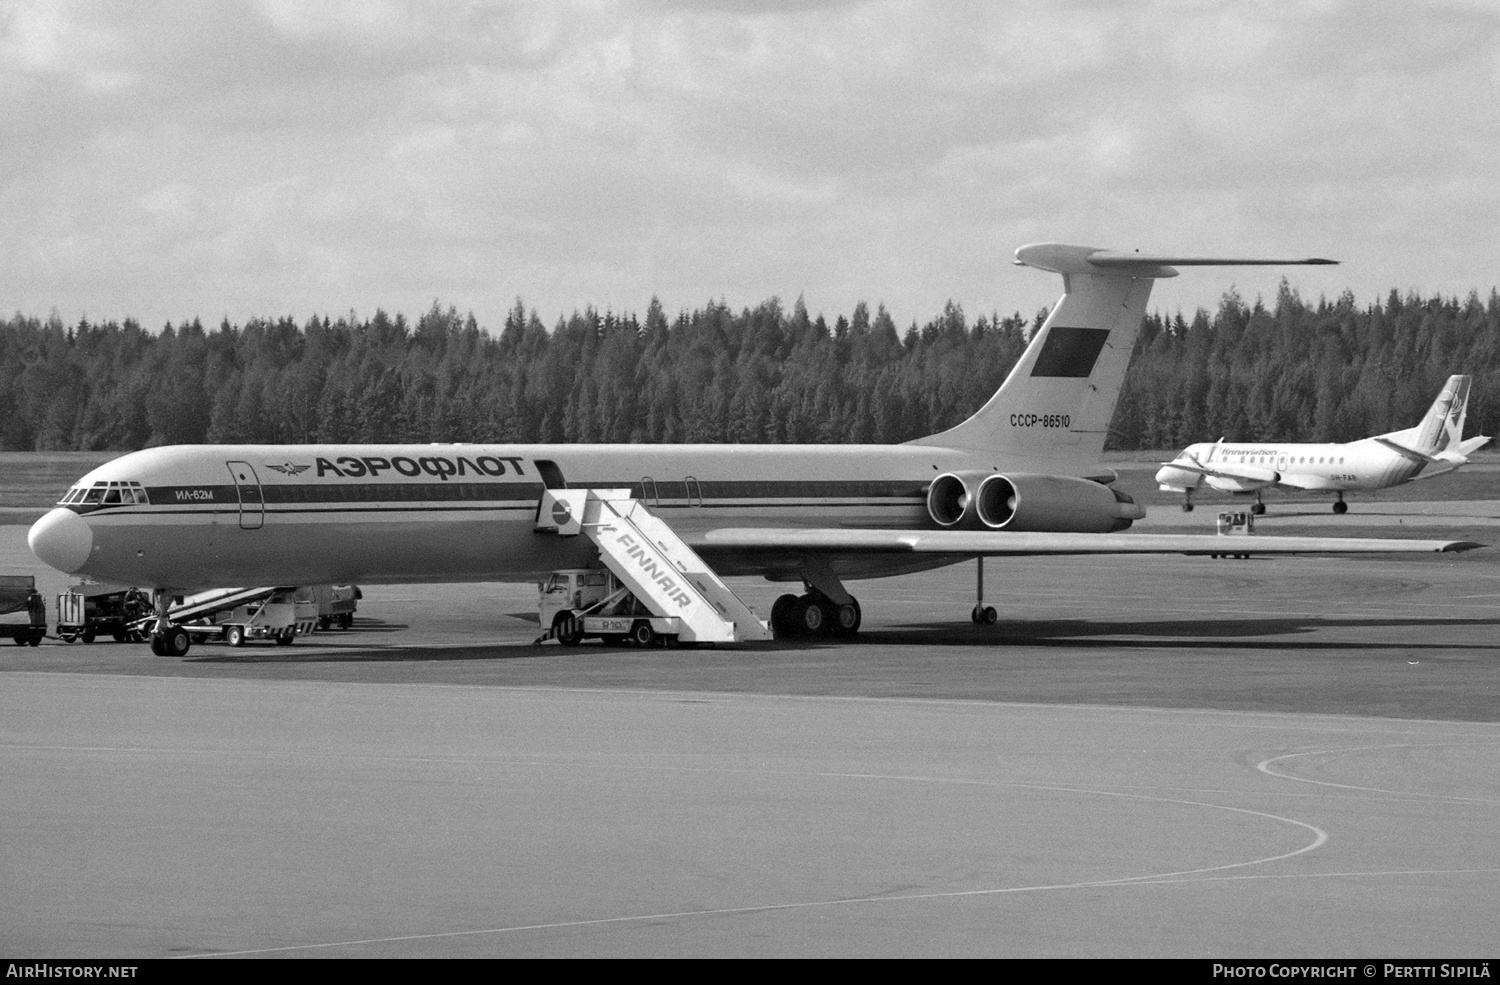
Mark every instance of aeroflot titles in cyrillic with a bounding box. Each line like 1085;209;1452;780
313;455;527;480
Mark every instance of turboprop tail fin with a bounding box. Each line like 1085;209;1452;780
909;245;1337;467
1411;374;1473;455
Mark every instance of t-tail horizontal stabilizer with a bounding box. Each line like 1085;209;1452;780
914;244;1338;465
1013;244;1338;278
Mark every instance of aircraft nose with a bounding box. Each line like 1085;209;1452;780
29;507;94;573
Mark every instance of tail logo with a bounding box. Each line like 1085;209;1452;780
1030;327;1110;378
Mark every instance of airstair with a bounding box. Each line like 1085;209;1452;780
536;488;772;643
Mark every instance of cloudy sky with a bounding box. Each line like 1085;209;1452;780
3;0;1498;333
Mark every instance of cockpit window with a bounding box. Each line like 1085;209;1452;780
58;481;150;507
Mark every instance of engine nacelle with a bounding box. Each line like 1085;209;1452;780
925;471;983;528
975;473;1145;533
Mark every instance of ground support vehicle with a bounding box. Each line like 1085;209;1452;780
1211;510;1255;559
134;587;316;653
180;594;310;648
531;490;771;645
301;584;360;631
0;576;46;647
56;587;152;643
533;569;688;647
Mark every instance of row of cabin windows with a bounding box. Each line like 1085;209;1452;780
1237;455;1345;466
58;481;150;506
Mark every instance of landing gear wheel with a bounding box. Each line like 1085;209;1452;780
224;625;245;648
1251;503;1266;516
629;620;656;647
832;598;862;637
970;605;997;625
152;627;191;657
1333;500;1348;514
770;594;798;637
1182;502;1194;512
794;596;827;636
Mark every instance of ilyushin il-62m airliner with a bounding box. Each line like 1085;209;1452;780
29;243;1480;655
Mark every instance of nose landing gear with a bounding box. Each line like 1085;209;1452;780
147;590;191;656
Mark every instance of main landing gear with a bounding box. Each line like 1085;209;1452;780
770;558;863;640
1182;489;1195;513
1250;493;1266;516
770;590;861;639
1332;493;1348;515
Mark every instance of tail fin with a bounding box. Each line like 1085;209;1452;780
909;244;1337;467
1411;374;1471;455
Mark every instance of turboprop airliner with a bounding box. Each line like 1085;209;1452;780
1156;375;1491;515
29;243;1479;656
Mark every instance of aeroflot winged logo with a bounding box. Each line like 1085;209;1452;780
265;463;310;476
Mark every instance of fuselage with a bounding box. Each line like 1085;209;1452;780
1155;438;1425;494
32;441;1085;592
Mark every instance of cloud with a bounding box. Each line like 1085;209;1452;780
1;0;1498;332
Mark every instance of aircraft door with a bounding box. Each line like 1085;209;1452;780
1276;454;1288;472
226;461;264;530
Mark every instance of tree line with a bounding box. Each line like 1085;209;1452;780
3;282;1499;452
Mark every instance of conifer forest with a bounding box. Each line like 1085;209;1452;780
4;282;1499;452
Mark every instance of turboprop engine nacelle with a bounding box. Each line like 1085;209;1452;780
927;471;1145;533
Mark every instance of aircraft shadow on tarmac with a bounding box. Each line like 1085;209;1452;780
861;614;1500;651
175;612;1500;663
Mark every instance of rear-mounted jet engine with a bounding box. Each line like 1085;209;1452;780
926;471;1144;533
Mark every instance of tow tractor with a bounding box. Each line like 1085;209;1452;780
0;576;46;647
534;569;688;647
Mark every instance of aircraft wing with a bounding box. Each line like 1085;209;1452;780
1159;460;1278;484
1372;436;1444;464
688;527;1479;561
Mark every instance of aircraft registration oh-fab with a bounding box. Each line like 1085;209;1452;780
1155;374;1492;515
29;243;1480;656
